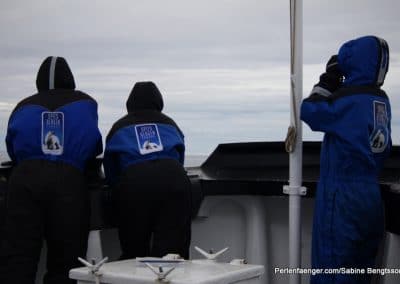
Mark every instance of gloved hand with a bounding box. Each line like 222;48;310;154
311;55;343;97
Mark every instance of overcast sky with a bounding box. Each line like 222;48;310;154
0;0;399;156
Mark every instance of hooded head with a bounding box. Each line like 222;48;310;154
126;81;164;112
338;35;389;87
36;56;76;91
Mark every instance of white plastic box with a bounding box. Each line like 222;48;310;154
69;259;264;284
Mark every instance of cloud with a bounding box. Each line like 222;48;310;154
0;0;400;155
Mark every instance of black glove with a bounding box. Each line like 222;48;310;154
311;55;343;96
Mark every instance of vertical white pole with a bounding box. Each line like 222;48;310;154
288;0;303;284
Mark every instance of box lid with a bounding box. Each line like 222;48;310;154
69;259;264;284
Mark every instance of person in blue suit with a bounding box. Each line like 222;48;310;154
104;81;191;259
1;56;103;284
301;36;391;283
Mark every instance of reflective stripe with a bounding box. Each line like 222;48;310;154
326;61;338;70
49;56;57;90
377;37;389;86
311;86;332;97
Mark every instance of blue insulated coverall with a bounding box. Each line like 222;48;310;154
301;36;391;284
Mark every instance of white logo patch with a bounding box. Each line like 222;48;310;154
41;111;64;155
370;101;389;153
135;124;163;155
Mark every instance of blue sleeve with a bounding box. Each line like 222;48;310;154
90;105;103;158
300;94;338;133
83;110;103;161
103;127;136;186
90;108;103;159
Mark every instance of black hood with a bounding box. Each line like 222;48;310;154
36;56;76;92
126;81;164;112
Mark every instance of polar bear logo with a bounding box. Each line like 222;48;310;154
45;131;61;150
143;140;159;150
372;132;385;149
370;129;387;153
